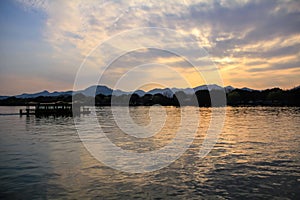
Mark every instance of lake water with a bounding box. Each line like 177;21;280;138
0;106;299;199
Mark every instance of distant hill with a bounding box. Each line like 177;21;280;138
291;85;300;90
224;86;235;93
0;96;9;100
0;84;299;100
15;90;72;99
75;85;113;96
1;84;299;107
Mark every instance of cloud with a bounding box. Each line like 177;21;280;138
17;0;300;57
247;59;300;72
12;0;300;91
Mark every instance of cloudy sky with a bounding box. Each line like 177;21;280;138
0;0;299;95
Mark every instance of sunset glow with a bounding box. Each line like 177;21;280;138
0;0;299;95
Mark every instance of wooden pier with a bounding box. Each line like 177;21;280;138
19;102;90;116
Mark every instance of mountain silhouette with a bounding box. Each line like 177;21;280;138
0;84;299;101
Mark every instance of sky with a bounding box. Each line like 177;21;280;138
0;0;299;95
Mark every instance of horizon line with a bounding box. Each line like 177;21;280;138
1;83;299;97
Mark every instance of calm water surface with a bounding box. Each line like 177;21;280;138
0;106;299;199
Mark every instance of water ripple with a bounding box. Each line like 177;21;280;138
0;106;299;199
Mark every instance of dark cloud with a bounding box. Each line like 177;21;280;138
64;31;84;40
245;61;267;66
230;43;300;60
247;60;300;72
184;0;300;60
260;44;300;59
